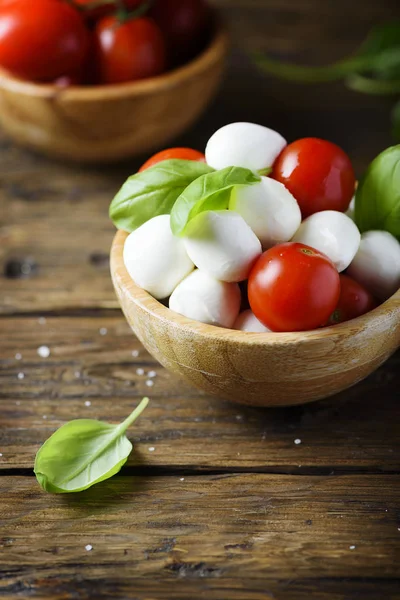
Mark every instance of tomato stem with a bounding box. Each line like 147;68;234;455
116;0;152;24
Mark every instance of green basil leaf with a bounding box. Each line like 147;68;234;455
357;22;400;62
170;166;261;236
254;22;400;84
109;160;214;232
34;397;149;493
354;145;400;240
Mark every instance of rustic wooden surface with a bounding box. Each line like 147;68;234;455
0;0;399;598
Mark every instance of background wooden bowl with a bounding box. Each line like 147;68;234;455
111;230;400;407
0;25;228;163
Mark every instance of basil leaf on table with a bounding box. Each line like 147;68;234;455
354;145;400;240
109;160;213;232
170;166;261;236
34;397;149;493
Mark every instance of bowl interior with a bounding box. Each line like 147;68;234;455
112;230;400;346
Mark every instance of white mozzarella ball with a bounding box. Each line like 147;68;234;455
230;176;301;248
205;122;287;171
233;310;271;333
347;231;400;301
183;210;262;282
169;269;241;328
292;210;361;272
123;215;194;299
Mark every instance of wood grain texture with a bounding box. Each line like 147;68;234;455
0;316;398;470
0;475;399;600
0;1;399;598
0;27;228;163
111;230;400;407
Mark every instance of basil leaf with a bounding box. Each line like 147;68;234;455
170;166;261;236
34;397;149;493
357;22;400;67
109;160;213;232
254;22;400;84
354;145;400;240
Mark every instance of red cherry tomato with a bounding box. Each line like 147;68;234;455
75;0;143;22
248;242;340;332
94;16;166;84
272;138;355;218
139;147;206;171
329;274;377;325
0;0;89;82
151;0;210;64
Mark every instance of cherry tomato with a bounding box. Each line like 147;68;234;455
75;0;143;22
272;138;355;218
248;242;340;332
94;16;166;84
0;0;89;82
151;0;210;65
329;274;377;325
139;147;206;171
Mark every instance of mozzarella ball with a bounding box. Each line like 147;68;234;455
233;310;271;333
123;215;194;299
347;231;400;301
169;269;241;328
183;210;262;282
230;176;301;248
205;122;287;171
292;210;361;272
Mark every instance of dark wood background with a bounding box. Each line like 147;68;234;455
1;1;399;599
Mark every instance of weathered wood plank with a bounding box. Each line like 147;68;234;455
0;475;398;599
0;317;398;471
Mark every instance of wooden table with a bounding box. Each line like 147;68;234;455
1;1;399;598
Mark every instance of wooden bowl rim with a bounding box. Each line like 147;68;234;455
0;23;228;101
111;229;400;346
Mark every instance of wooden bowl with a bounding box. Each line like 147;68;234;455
111;230;400;407
0;25;228;163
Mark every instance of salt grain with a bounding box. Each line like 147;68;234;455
84;401;91;407
294;438;302;445
0;453;3;457
132;350;139;358
15;353;22;360
37;345;50;358
145;380;154;387
180;477;185;481
99;327;108;336
148;370;157;378
38;317;46;325
74;371;81;378
15;401;21;406
236;415;243;421
136;368;144;376
349;545;356;550
85;544;93;552
148;447;155;452
42;415;47;420
17;372;25;380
